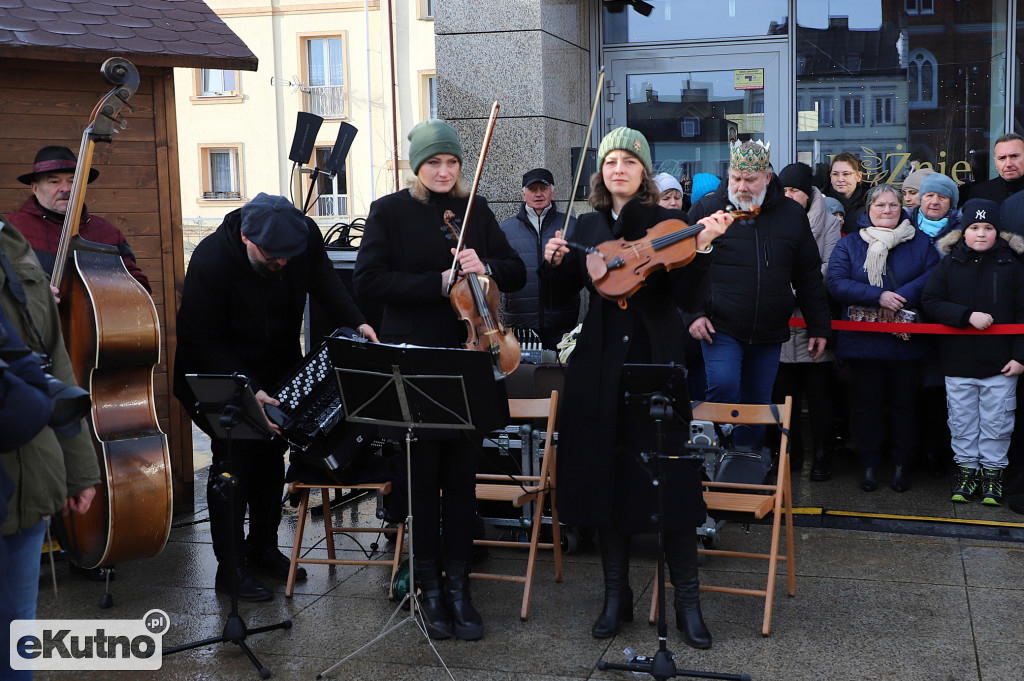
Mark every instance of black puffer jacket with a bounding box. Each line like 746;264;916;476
921;234;1024;378
688;178;832;344
498;203;579;338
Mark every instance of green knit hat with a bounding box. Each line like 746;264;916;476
408;120;463;174
597;127;653;174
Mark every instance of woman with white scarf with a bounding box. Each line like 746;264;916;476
827;184;940;493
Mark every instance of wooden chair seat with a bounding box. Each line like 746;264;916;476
650;398;796;636
286;481;405;599
471;392;562;621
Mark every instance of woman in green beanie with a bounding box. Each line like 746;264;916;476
353;119;526;642
543;127;733;648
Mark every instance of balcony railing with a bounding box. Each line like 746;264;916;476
203;190;241;200
303;85;346;118
317;195;348;217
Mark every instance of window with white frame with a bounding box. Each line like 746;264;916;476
908;48;938;109
422;73;438;120
199;69;238;97
905;0;934;15
420;0;433;19
314;147;348;216
842;97;864;126
201;146;242;200
304;36;346;118
814;97;834;127
874;95;895;125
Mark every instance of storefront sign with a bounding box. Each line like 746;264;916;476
830;147;973;186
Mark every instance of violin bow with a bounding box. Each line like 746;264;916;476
446;101;500;294
561;66;605;242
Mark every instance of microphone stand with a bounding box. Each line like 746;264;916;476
597;370;750;681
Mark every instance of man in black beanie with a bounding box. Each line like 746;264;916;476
174;193;376;601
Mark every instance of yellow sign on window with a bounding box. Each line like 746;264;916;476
734;69;764;90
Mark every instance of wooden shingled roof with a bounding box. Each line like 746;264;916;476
0;0;257;71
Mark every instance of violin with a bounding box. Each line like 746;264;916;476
584;207;760;309
444;210;521;375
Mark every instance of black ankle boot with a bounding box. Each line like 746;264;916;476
444;560;484;640
860;466;878;492
890;465;911;493
664;531;712;649
592;529;633;639
809;443;831;482
414;560;453;640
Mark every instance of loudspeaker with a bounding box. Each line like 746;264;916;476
570;146;596;200
288;112;324;163
326;123;358;177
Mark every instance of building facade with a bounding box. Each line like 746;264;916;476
436;0;1023;220
173;0;437;231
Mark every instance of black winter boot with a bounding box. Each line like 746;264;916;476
592;529;633;639
443;560;484;640
664;531;712;649
809;442;831;482
414;559;453;640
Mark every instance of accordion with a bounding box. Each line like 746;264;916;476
271;340;343;451
270;334;376;482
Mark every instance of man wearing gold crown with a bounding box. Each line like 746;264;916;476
686;140;831;441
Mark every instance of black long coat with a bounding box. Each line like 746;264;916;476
544;198;709;532
353;188;526;347
174;208;366;431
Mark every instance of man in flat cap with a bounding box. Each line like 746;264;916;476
174;192;377;602
6;145;150;292
498;168;580;349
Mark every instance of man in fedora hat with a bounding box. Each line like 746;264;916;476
5;145;150;292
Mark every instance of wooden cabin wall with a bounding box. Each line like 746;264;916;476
0;58;194;513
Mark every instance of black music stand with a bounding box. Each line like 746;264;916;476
164;373;293;680
316;338;508;680
597;364;750;681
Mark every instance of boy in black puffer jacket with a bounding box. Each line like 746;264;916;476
922;199;1024;506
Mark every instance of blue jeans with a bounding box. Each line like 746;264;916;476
1;520;47;681
702;333;782;445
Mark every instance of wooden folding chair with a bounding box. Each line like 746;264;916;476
471;391;562;620
649;397;796;636
286;481;405;598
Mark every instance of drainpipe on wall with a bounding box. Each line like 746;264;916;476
364;0;376;204
387;0;400;193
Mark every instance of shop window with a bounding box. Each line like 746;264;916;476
313;146;348;216
874;96;895;125
303;35;347;118
908;48;937;109
905;0;934;15
200;145;243;201
841;97;864;127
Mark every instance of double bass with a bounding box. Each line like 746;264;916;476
52;58;173;569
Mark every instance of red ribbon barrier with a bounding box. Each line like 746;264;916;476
789;318;1024;335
